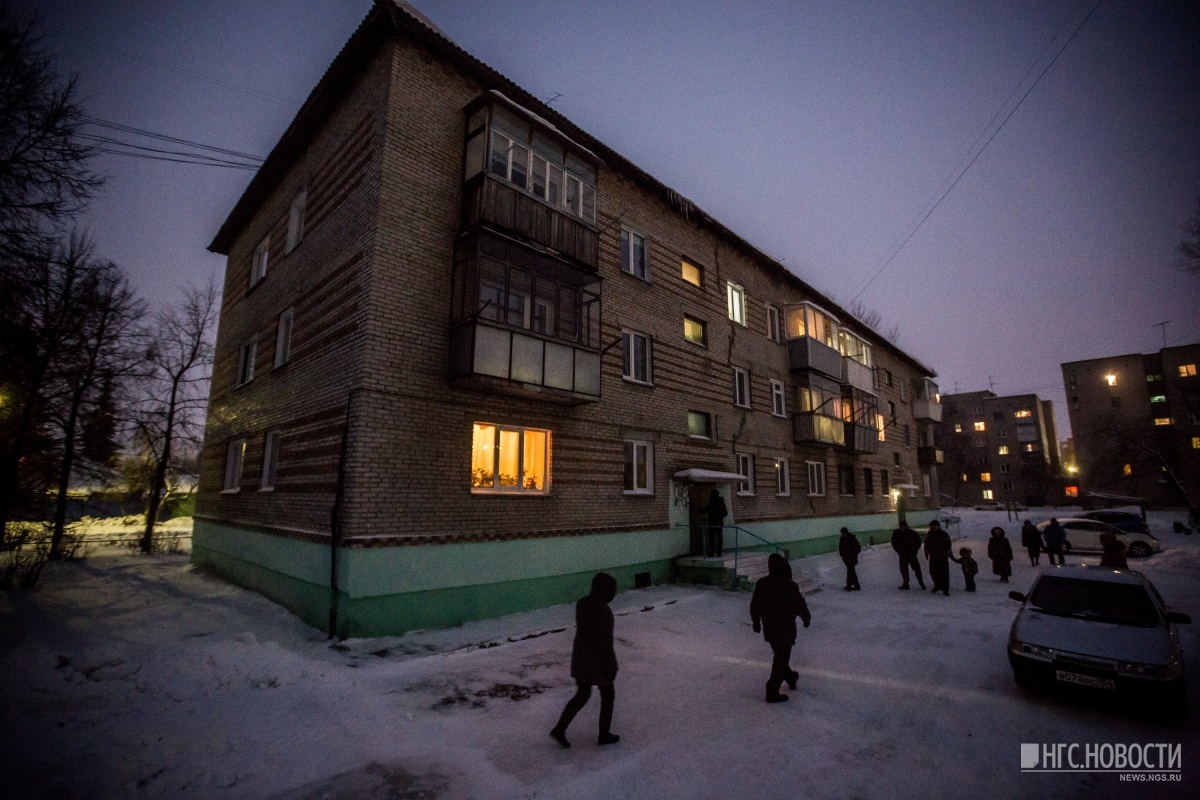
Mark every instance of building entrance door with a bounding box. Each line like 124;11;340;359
687;483;714;556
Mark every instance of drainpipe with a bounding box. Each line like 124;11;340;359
328;387;360;639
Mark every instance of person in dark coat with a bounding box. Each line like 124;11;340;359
1020;520;1042;566
750;553;811;703
838;527;862;591
700;490;728;557
1042;518;1067;566
924;520;953;596
891;520;926;590
1099;532;1128;569
987;526;1013;583
948;546;979;592
551;572;620;748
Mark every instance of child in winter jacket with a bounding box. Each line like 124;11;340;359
949;547;980;592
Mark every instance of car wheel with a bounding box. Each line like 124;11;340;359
1128;542;1151;558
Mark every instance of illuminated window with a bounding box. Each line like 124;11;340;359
1014;409;1031;418
681;259;702;287
954;423;962;433
736;453;755;495
1064;486;1078;498
766;304;782;343
223;439;246;492
1180;364;1197;377
806;461;826;496
998;445;1009;455
260;430;279;491
471;423;549;493
980;472;992;482
687;410;712;439
485;114;596;223
974;421;986;431
775;458;790;496
1150;395;1166;403
286;190;306;253
1104;373;1117;386
1122;463;1132;476
621;330;652;384
727;282;747;326
838;329;872;367
878;412;886;442
1154;417;1171;426
770;380;787;417
732;366;751;408
784;302;839;349
1192;437;1200;449
982;489;994;501
623;440;653;494
250;236;269;287
683;315;707;346
961;473;969;483
1023;443;1038;453
620;229;648;280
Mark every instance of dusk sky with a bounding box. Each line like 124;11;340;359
17;0;1200;438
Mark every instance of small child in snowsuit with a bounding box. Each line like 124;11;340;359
949;546;979;592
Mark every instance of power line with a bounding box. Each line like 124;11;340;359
80;117;265;171
83;117;265;161
849;0;1105;303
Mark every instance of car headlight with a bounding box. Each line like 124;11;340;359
1118;661;1180;679
1010;641;1052;660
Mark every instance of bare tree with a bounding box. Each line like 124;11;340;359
1176;196;1200;276
135;280;218;553
845;299;901;344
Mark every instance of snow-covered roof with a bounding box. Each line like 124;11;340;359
672;469;748;483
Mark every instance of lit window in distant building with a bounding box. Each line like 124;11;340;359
1150;394;1166;403
1104;373;1117;386
954;423;962;433
1014;409;1031;418
1154;417;1171;426
1023;443;1038;453
974;421;986;431
1192;437;1200;449
1179;364;1197;377
1064;486;1078;498
998;445;1009;455
982;489;994;501
1122;463;1132;476
980;472;992;482
961;473;969;483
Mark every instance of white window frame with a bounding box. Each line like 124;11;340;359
736;453;755;496
727;282;746;326
250;236;269;287
806;461;826;497
623;440;654;495
621;329;653;384
286;190;306;253
470;423;551;494
274;307;294;368
982;489;995;501
223;438;246;492
770;379;787;417
620;228;649;280
260;430;280;491
766;304;782;343
774;458;790;496
732;366;751;408
236;339;256;387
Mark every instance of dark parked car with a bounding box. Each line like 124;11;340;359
1078;508;1150;537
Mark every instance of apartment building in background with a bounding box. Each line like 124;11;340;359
938;390;1070;507
1062;343;1200;509
193;0;942;636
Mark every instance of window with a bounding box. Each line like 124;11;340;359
236;340;256;387
687;411;712;439
223;439;246;492
893;451;901;467
681;259;702;287
972;438;984;448
888;401;896;419
1065;486;1079;498
623;441;653;494
784;302;839;349
877;412;886;442
1122;463;1133;476
766;305;782;343
839;465;855;496
620;229;648;280
732;366;750;408
736;453;754;495
727;282;746;326
484;111;597;223
683;315;707;346
1150;394;1166;404
887;371;895;388
806;461;826;496
621;330;652;384
1111;397;1121;408
954;423;962;433
286;190;306;253
838;330;872;367
999;463;1010;474
260;430;279;491
997;427;1007;439
1001;481;1014;491
1023;443;1038;453
770;380;787;417
1147;373;1162;382
250;236;268;287
1191;437;1199;450
923;475;931;497
274;308;294;368
903;425;910;447
992;412;1004;421
1154;417;1172;426
471;423;550;493
980;472;992;482
1014;409;1031;418
997;445;1010;456
1104;373;1117;386
982;489;994;501
961;473;969;483
775;458;790;496
1179;364;1196;377
880;469;890;496
973;421;986;432
863;468;874;496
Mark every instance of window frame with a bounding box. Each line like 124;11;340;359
274;307;294;369
470;422;551;494
727;282;747;326
775;458;790;496
806;461;826;497
770;379;787;417
285;190;306;253
681;258;703;287
766;304;782;343
236;339;256;387
839;464;856;497
621;329;653;385
223;438;246;493
623;440;654;495
250;236;269;288
687;410;713;440
683;315;707;347
736;453;755;496
260;430;280;491
620;228;649;281
732;366;751;409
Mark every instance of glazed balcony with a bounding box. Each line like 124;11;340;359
449;320;600;404
463;175;598;269
918;446;945;467
794;412;846;447
787;336;842;379
844;422;880;454
841;357;875;394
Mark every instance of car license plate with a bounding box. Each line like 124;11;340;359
1055;669;1115;690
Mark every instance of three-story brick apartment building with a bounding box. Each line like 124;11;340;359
194;1;942;636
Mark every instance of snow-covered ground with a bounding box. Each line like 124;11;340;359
2;509;1198;799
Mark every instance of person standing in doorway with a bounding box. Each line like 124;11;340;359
701;489;728;557
838;527;861;591
750;553;811;703
924;520;953;596
551;572;620;748
891;520;925;590
1020;520;1042;567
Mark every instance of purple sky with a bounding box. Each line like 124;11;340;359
17;0;1200;438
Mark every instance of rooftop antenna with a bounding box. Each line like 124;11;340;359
1153;320;1170;349
544;93;563;106
988;376;997;393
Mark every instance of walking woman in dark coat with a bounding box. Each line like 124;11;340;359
1020;520;1042;566
924;520;953;596
987;526;1013;582
551;572;620;748
838;527;862;590
750;553;811;703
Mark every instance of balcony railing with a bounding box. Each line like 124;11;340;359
463;175;599;269
787;336;842;379
918;446;944;467
841;357;875;394
844;422;880;453
794;412;845;446
912;397;942;422
449;320;600;404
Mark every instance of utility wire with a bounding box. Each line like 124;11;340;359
83;117;265;161
78;134;260;167
849;0;1105;303
80;117;265;171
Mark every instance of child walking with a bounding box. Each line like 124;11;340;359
949;546;979;592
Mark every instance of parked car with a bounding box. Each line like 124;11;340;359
1036;518;1160;558
1007;566;1190;717
1077;507;1151;537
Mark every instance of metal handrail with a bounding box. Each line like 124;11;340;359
676;524;786;591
